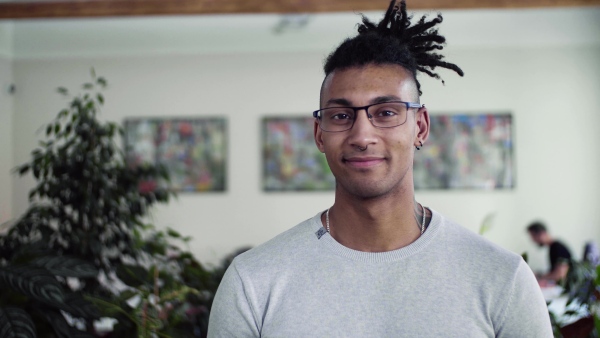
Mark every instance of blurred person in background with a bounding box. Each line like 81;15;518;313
208;0;552;336
527;221;573;285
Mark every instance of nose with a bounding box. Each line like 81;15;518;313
348;108;377;150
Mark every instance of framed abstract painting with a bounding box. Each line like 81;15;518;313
124;117;227;192
262;116;334;191
413;113;514;190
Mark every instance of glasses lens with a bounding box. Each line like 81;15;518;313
369;102;408;128
318;107;355;132
316;102;411;131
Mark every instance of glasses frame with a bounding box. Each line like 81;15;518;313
312;100;423;132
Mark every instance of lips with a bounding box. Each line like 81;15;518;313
343;156;385;168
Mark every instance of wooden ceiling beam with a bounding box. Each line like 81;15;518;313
1;0;599;19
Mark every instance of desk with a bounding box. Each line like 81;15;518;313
543;286;588;326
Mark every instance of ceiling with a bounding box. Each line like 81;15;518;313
1;0;600;19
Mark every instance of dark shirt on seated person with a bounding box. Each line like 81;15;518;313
550;240;572;270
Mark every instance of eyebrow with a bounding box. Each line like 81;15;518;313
324;95;403;107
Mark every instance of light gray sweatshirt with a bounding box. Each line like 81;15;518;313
208;210;553;337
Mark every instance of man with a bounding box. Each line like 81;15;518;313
527;221;572;284
208;1;552;336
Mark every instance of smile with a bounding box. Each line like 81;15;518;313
343;156;385;168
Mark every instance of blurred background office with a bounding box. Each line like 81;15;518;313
0;0;599;276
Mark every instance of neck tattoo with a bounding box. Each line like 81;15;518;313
326;204;427;235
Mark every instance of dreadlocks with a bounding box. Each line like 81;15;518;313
323;0;464;96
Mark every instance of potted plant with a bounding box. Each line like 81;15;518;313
0;71;174;336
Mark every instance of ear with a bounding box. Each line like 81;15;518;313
314;120;325;153
414;106;430;147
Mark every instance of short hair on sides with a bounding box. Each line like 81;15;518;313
527;222;547;235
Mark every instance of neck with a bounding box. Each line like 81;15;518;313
324;190;424;252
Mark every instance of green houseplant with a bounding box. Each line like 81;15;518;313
0;71;182;337
550;261;600;338
0;71;246;337
540;249;600;338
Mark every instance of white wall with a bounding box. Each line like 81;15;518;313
5;7;600;269
0;22;13;228
417;46;600;270
0;22;12;57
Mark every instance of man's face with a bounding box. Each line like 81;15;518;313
528;231;546;247
314;63;428;200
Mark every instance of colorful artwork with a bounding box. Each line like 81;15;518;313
263;116;334;191
124;118;227;192
413;113;514;190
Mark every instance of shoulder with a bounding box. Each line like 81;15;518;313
550;240;572;256
432;212;551;334
551;240;570;250
434;212;524;273
230;213;323;273
438;213;520;258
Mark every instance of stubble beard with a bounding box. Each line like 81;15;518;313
335;165;412;201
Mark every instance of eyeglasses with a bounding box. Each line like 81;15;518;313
313;100;422;132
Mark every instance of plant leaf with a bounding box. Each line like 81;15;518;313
85;296;128;318
57;87;68;95
0;265;66;306
479;212;496;235
0;307;37;338
30;256;98;278
58;109;69;118
0;264;99;319
166;228;181;239
37;309;96;338
61;293;100;319
18;164;30;175
115;265;151;288
36;309;71;338
96;77;107;87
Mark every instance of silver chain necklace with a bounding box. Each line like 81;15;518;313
326;204;426;235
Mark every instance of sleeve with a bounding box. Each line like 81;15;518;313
207;260;261;338
550;243;572;270
495;259;554;338
559;244;572;260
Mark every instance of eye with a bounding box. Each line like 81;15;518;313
374;109;398;118
331;112;353;120
324;108;354;121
